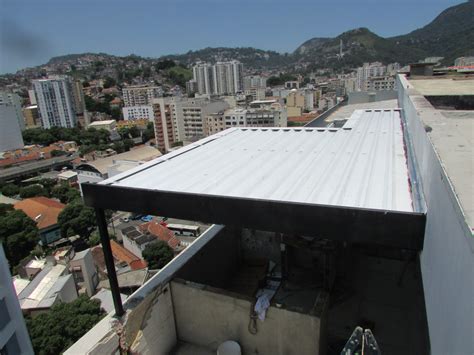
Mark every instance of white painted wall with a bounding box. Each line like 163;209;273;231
398;75;474;355
0;245;34;354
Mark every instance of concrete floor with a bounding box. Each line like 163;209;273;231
172;341;214;355
327;248;429;355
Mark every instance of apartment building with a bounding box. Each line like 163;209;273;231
122;85;163;107
244;87;266;101
192;61;243;95
151;97;230;151
356;62;400;91
243;75;267;90
0;96;24;152
22;105;40;128
122;105;154;121
286;90;305;117
363;76;397;91
33;76;77;128
205;112;226;136
152;98;178;152
0;91;24;130
192;63;215;95
181;99;229;140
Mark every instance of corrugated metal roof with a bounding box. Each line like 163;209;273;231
103;109;413;213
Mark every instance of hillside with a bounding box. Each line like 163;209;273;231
391;0;474;62
294;28;426;69
293;1;473;68
1;0;472;83
161;47;293;69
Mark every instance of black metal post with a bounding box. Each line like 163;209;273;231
95;208;124;317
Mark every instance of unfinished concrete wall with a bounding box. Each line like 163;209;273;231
398;75;474;355
128;284;177;354
171;280;321;355
176;227;239;288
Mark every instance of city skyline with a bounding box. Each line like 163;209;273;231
0;0;465;74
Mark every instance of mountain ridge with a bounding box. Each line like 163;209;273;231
7;1;474;75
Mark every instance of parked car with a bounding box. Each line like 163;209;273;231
141;215;153;222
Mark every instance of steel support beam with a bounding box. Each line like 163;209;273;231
95;208;124;317
83;183;426;250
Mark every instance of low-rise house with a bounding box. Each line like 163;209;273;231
139;220;181;252
17;263;77;315
69;249;99;297
14;197;66;245
58;170;78;186
75;145;161;193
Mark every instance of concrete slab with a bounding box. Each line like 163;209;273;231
324;99;398;123
409;93;474;230
327;250;429;355
408;77;474;96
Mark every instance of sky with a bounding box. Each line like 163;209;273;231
0;0;466;74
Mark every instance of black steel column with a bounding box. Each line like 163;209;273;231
95;208;124;317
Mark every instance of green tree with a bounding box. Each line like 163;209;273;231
19;184;49;198
88;230;101;247
51;149;67;157
110;107;122;120
0;203;13;215
1;183;19;197
103;77;116;88
26;296;105;355
51;183;81;204
267;73;297;86
142;240;173;269
0;209;38;267
58;200;96;238
155;59;176;71
129;126;140;138
142;122;155;142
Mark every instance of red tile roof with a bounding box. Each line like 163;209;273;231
14;197;65;230
140;220;180;249
110;240;147;270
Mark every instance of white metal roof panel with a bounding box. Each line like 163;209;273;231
103;109;413;213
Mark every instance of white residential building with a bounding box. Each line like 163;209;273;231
192;63;215;96
33;77;77;128
243;75;267;90
122;105;154;121
0;245;34;354
122;86;163;107
356;62;386;90
0;102;24;152
244;87;266;101
192;61;243;95
0;91;24;130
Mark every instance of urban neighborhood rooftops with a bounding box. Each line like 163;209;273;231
110;240;147;270
17;264;73;310
76;145;161;175
14;196;65;230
